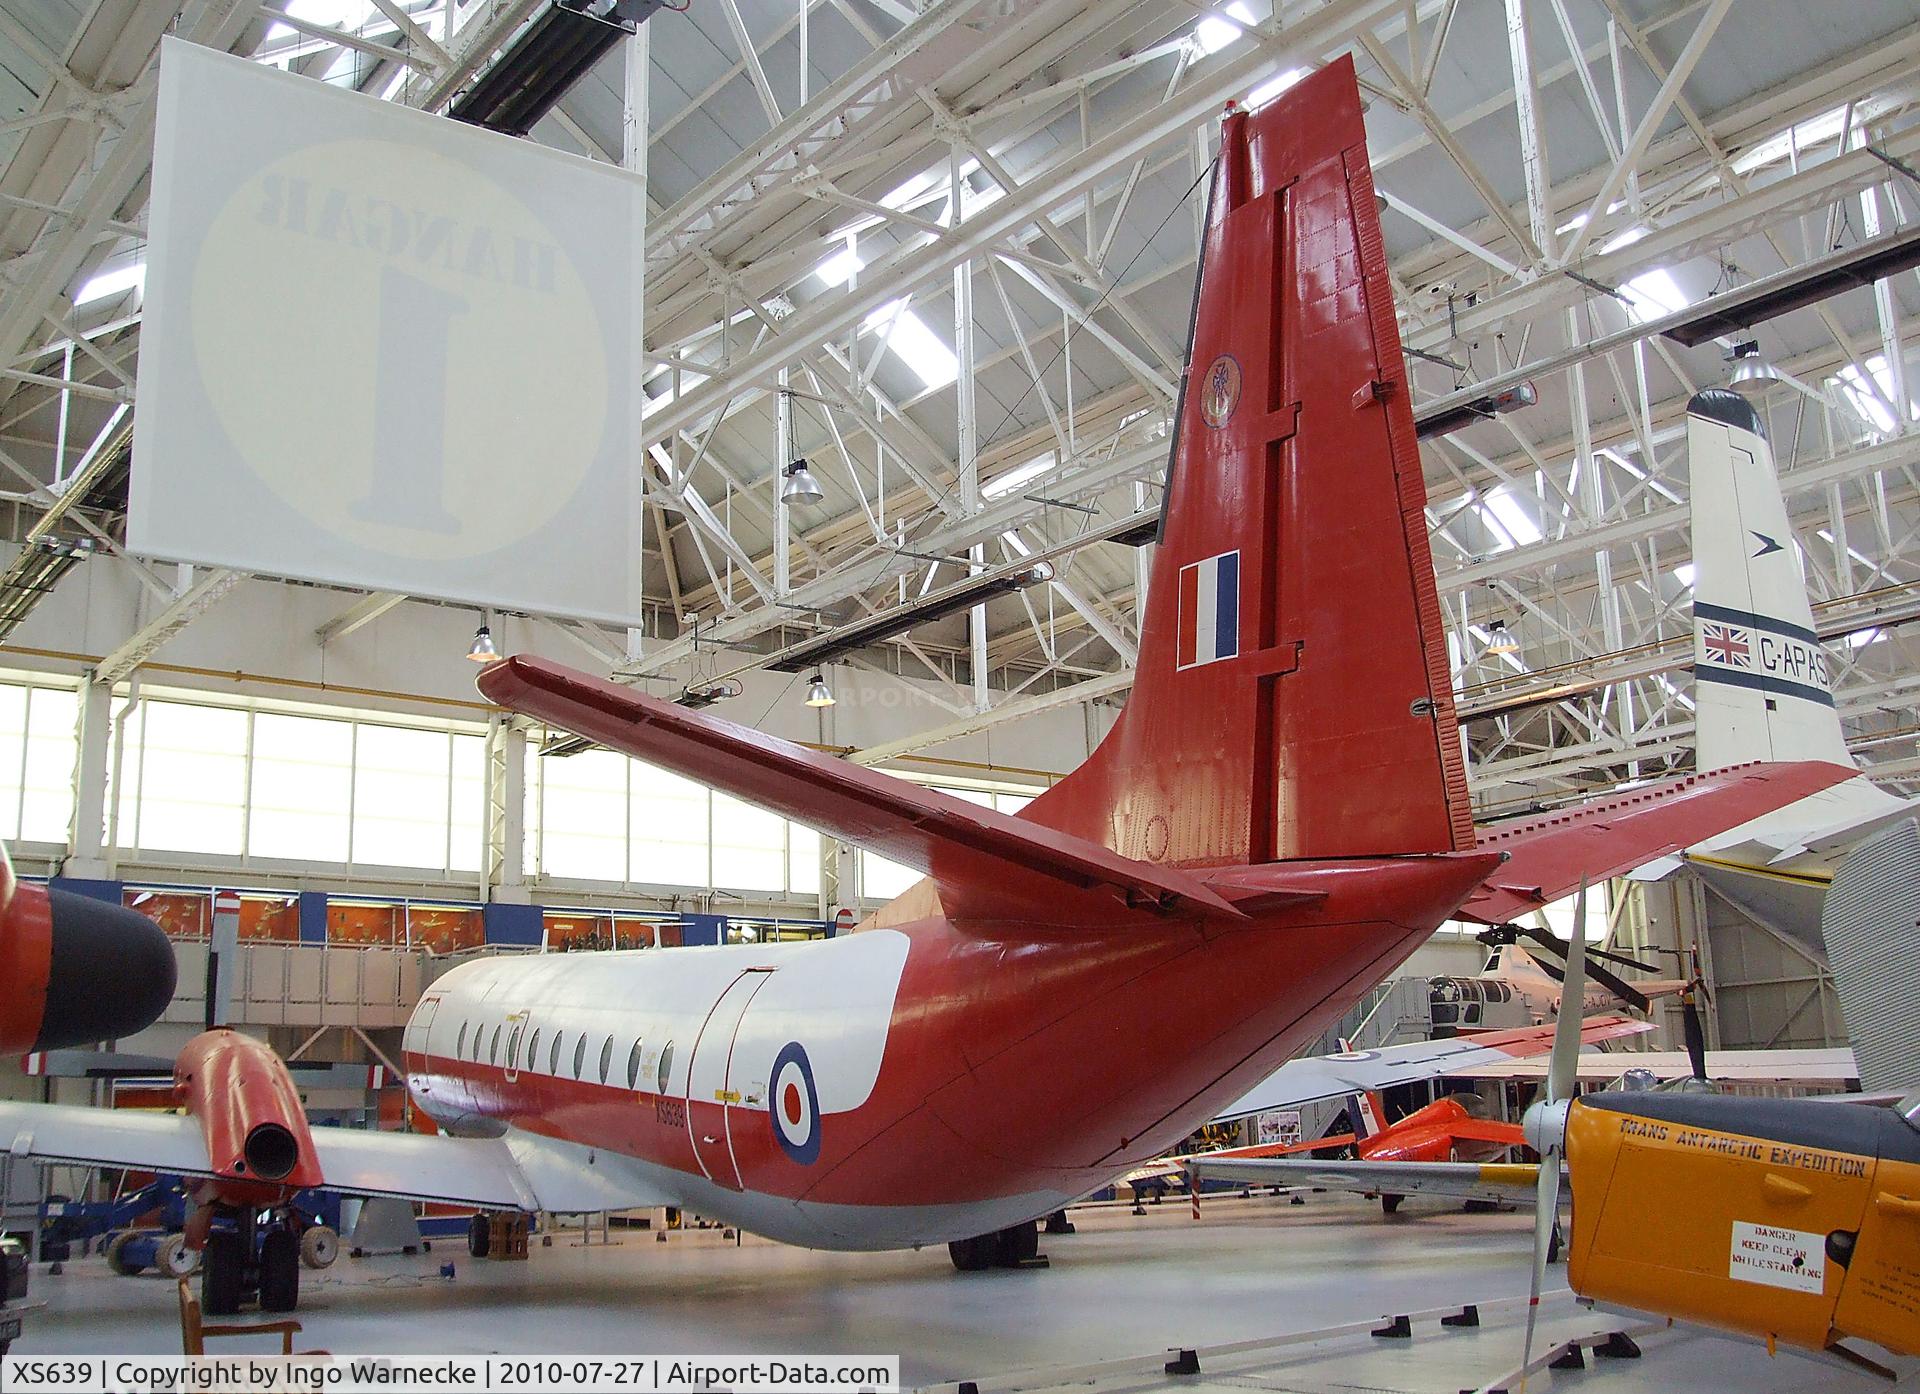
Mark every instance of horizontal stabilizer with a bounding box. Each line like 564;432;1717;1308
1190;1155;1542;1205
0;1102;671;1214
1461;760;1856;924
1208;1014;1650;1122
480;656;1242;923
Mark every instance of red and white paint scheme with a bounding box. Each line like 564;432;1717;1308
0;60;1855;1277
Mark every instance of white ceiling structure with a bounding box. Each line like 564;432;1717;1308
3;0;1920;817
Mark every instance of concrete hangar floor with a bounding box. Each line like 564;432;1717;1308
23;1194;1912;1392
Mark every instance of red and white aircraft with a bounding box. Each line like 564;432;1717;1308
0;59;1855;1290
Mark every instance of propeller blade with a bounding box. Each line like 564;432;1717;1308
1581;958;1652;1014
1519;1143;1564;1386
1587;944;1662;975
1546;881;1589;1106
1683;995;1708;1081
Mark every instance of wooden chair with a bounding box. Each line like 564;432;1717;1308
177;1279;305;1355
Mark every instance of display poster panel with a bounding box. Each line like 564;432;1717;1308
132;39;645;625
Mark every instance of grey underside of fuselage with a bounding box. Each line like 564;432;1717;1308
505;1125;1074;1251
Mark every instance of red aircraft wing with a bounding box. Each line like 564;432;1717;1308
480;655;1249;925
1460;760;1857;924
1447;1119;1527;1147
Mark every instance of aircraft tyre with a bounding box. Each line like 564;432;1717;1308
468;1214;491;1259
998;1221;1039;1265
202;1231;245;1316
104;1231;144;1277
947;1234;997;1271
1381;1194;1403;1215
259;1229;300;1312
300;1224;339;1269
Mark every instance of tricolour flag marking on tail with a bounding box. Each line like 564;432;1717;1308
1176;550;1240;670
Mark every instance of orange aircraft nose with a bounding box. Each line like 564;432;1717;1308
0;884;177;1054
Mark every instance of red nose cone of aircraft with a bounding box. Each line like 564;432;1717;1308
0;881;178;1054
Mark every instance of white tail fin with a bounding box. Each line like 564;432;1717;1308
1688;389;1854;772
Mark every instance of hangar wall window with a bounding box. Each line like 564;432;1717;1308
858;787;1038;902
0;681;78;845
110;694;486;875
525;746;820;898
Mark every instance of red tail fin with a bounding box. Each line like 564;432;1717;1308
1028;57;1471;865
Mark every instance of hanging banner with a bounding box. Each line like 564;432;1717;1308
131;39;646;625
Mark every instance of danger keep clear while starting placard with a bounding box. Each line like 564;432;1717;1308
1729;1219;1826;1294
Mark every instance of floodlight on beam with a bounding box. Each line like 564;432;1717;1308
1661;224;1920;347
1414;380;1539;441
766;562;1056;673
448;1;665;138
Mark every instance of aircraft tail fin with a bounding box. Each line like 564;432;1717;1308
1024;57;1472;865
1689;389;1853;771
1348;1091;1386;1140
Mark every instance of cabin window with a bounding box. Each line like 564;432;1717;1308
489;1024;502;1066
526;1029;541;1073
627;1040;644;1091
656;1041;675;1093
455;1022;468;1059
598;1036;614;1085
572;1034;587;1079
549;1030;564;1075
507;1024;523;1069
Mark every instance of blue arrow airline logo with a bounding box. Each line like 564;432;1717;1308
1751;532;1783;558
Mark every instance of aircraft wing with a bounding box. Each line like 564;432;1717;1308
479;655;1247;923
1190;1155;1542;1204
0;1103;671;1213
1208;1014;1651;1122
1460;760;1858;924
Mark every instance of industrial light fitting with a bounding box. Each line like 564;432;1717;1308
804;673;835;708
467;625;501;663
780;457;825;506
1726;340;1783;395
1484;619;1519;657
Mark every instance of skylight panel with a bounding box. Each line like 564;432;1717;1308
1620;267;1690;324
1731;105;1851;176
1832;354;1916;436
814;245;865;288
76;262;145;306
1481;486;1542;551
1247;67;1304;108
862;301;957;389
1195;1;1255;55
983;453;1058;499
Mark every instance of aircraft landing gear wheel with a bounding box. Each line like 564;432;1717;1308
947;1234;998;1271
300;1225;339;1269
259;1228;300;1313
158;1233;199;1277
104;1231;145;1276
468;1214;491;1259
1381;1194;1404;1215
202;1231;245;1316
997;1221;1039;1265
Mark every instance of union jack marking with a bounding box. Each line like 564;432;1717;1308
1702;622;1751;667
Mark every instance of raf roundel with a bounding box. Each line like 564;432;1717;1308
770;1041;822;1165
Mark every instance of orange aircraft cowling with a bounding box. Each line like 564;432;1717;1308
1565;1090;1920;1360
173;1029;326;1208
0;844;178;1057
